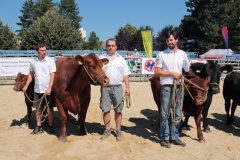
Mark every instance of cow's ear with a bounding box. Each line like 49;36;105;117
75;55;85;65
101;58;109;65
221;64;234;73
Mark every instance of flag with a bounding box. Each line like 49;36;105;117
141;30;152;58
221;26;228;49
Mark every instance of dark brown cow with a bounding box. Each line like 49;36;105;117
53;53;109;142
13;72;55;128
181;76;211;142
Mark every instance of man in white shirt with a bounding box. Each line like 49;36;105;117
154;30;190;148
23;43;56;135
99;38;131;141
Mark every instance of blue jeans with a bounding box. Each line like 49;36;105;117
159;85;182;141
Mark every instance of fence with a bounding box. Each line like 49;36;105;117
1;51;240;84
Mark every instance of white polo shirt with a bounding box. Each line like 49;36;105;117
99;53;131;85
155;48;190;85
29;56;56;93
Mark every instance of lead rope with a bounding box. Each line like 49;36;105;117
102;87;131;110
24;92;49;123
171;77;184;123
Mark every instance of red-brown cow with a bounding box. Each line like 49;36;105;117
181;76;210;142
13;72;55;127
13;72;34;127
151;75;210;142
53;53;109;142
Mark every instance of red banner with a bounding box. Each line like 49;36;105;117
221;26;228;49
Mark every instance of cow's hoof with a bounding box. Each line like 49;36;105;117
198;139;205;143
58;137;67;143
203;127;211;133
79;131;87;136
180;126;190;133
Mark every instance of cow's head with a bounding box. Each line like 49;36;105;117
191;61;221;94
75;53;109;86
13;72;27;91
186;76;211;106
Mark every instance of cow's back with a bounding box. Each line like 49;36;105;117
223;72;240;103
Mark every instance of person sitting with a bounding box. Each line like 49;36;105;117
54;50;63;61
133;49;140;58
125;51;132;58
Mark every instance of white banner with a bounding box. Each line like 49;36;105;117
141;58;156;74
0;58;32;76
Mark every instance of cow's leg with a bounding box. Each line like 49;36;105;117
230;100;238;125
224;98;231;124
202;93;213;132
25;98;32;128
56;98;68;143
194;114;205;142
26;104;32;128
180;114;191;133
78;86;91;135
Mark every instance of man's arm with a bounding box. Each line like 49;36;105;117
46;72;55;95
22;71;33;92
123;75;130;96
154;67;181;80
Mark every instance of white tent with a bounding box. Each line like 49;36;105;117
199;49;234;59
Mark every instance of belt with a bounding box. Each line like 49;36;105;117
162;84;181;87
105;85;121;87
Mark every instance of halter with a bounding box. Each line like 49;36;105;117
78;60;106;84
183;77;209;102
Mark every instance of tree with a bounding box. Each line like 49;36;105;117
180;0;240;54
115;24;137;50
87;31;102;50
34;0;55;18
0;21;16;49
20;8;83;50
16;0;35;32
58;0;82;29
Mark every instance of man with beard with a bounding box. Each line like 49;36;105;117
154;30;190;148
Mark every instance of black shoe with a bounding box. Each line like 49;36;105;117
31;126;43;135
160;140;171;148
49;126;55;135
170;139;186;147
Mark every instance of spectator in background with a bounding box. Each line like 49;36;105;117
125;51;132;58
56;50;62;56
133;49;140;57
54;50;63;61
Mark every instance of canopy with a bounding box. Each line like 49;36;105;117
199;49;234;59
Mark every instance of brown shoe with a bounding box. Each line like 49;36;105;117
101;129;111;140
116;130;123;141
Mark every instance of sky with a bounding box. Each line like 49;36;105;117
0;0;189;42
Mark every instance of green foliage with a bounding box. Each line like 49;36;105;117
0;21;17;49
180;0;240;54
17;0;35;32
34;0;55;18
115;24;137;50
58;0;82;29
87;31;102;50
20;8;83;50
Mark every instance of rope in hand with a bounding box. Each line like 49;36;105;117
102;87;131;110
170;77;184;124
23;92;50;123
